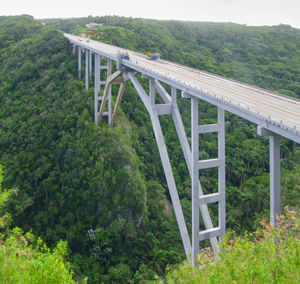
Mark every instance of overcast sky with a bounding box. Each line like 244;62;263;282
2;0;300;29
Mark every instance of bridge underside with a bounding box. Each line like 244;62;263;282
72;44;283;266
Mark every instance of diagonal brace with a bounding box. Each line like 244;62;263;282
128;72;192;261
109;82;126;127
97;71;122;125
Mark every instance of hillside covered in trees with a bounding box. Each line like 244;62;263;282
0;15;299;282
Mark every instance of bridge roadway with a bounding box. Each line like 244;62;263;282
65;33;300;144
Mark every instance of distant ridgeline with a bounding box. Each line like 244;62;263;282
0;15;299;283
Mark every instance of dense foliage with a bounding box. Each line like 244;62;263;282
166;209;300;283
0;165;75;283
0;15;299;282
0;15;183;282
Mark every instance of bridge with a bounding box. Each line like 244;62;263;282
65;33;300;266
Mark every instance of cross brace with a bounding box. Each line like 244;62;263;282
94;55;112;124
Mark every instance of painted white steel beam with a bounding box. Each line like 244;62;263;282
97;70;122;125
94;54;100;123
257;126;281;227
191;97;200;266
110;82;126;127
85;49;89;91
78;46;81;79
89;50;92;79
156;82;220;258
128;72;192;262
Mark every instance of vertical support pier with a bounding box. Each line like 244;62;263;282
94;54;100;123
218;108;226;237
72;44;75;55
191;97;200;266
270;134;281;226
85;49;89;91
78;46;81;79
257;126;281;227
107;59;112;125
89;50;92;80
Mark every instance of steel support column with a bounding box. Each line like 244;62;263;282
191;97;200;266
85;49;89;91
218;108;226;238
89;50;92;79
270;134;281;227
78;46;81;79
257;126;281;227
94;54;100;123
107;59;112;125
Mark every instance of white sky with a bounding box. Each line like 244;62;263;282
2;0;300;29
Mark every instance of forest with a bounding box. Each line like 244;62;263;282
0;15;299;283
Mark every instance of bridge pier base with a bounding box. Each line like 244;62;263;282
257;126;281;227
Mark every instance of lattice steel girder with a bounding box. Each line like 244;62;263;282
97;70;122;125
128;73;225;264
155;81;220;259
191;96;225;266
94;56;112;124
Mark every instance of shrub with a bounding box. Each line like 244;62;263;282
166;208;300;283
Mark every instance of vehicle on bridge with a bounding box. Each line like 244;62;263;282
119;51;129;60
146;51;160;60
